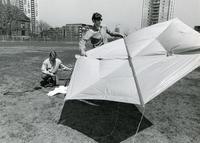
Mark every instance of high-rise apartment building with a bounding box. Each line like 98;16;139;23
142;0;175;27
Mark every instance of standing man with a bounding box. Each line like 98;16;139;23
79;12;124;56
77;13;124;105
40;50;71;87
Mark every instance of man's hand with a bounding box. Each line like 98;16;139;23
49;72;55;76
63;67;72;71
120;34;126;38
80;50;87;57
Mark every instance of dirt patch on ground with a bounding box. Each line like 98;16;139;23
0;43;200;143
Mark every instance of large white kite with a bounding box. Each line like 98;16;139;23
64;18;200;106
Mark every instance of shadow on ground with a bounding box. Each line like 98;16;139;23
58;100;152;143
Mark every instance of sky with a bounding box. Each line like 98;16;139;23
38;0;142;33
174;0;200;27
38;0;200;33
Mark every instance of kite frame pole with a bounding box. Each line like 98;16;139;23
123;38;145;107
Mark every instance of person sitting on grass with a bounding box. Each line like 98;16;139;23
40;50;72;87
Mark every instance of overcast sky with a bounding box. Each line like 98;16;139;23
38;0;200;33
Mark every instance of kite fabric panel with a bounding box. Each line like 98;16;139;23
64;18;200;105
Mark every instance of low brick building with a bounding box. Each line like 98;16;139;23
0;12;31;40
11;15;31;40
63;24;92;42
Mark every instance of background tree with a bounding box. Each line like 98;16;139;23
38;20;51;32
38;20;51;39
0;1;6;33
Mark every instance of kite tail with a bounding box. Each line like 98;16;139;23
132;106;146;143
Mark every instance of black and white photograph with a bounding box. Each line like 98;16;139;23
0;0;200;143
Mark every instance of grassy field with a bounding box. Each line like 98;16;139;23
0;42;200;143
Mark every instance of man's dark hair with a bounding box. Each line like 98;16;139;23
92;12;102;21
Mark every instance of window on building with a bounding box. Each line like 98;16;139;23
21;23;25;29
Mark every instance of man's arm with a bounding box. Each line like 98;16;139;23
106;27;124;38
79;30;93;56
79;39;87;56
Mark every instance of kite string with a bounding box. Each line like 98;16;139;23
132;106;145;143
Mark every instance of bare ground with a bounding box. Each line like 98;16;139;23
0;43;200;143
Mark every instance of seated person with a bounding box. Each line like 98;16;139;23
40;50;71;87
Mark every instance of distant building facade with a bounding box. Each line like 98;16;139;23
40;24;92;42
10;15;30;39
0;16;30;40
63;24;92;42
0;0;31;40
10;0;39;34
142;0;175;27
